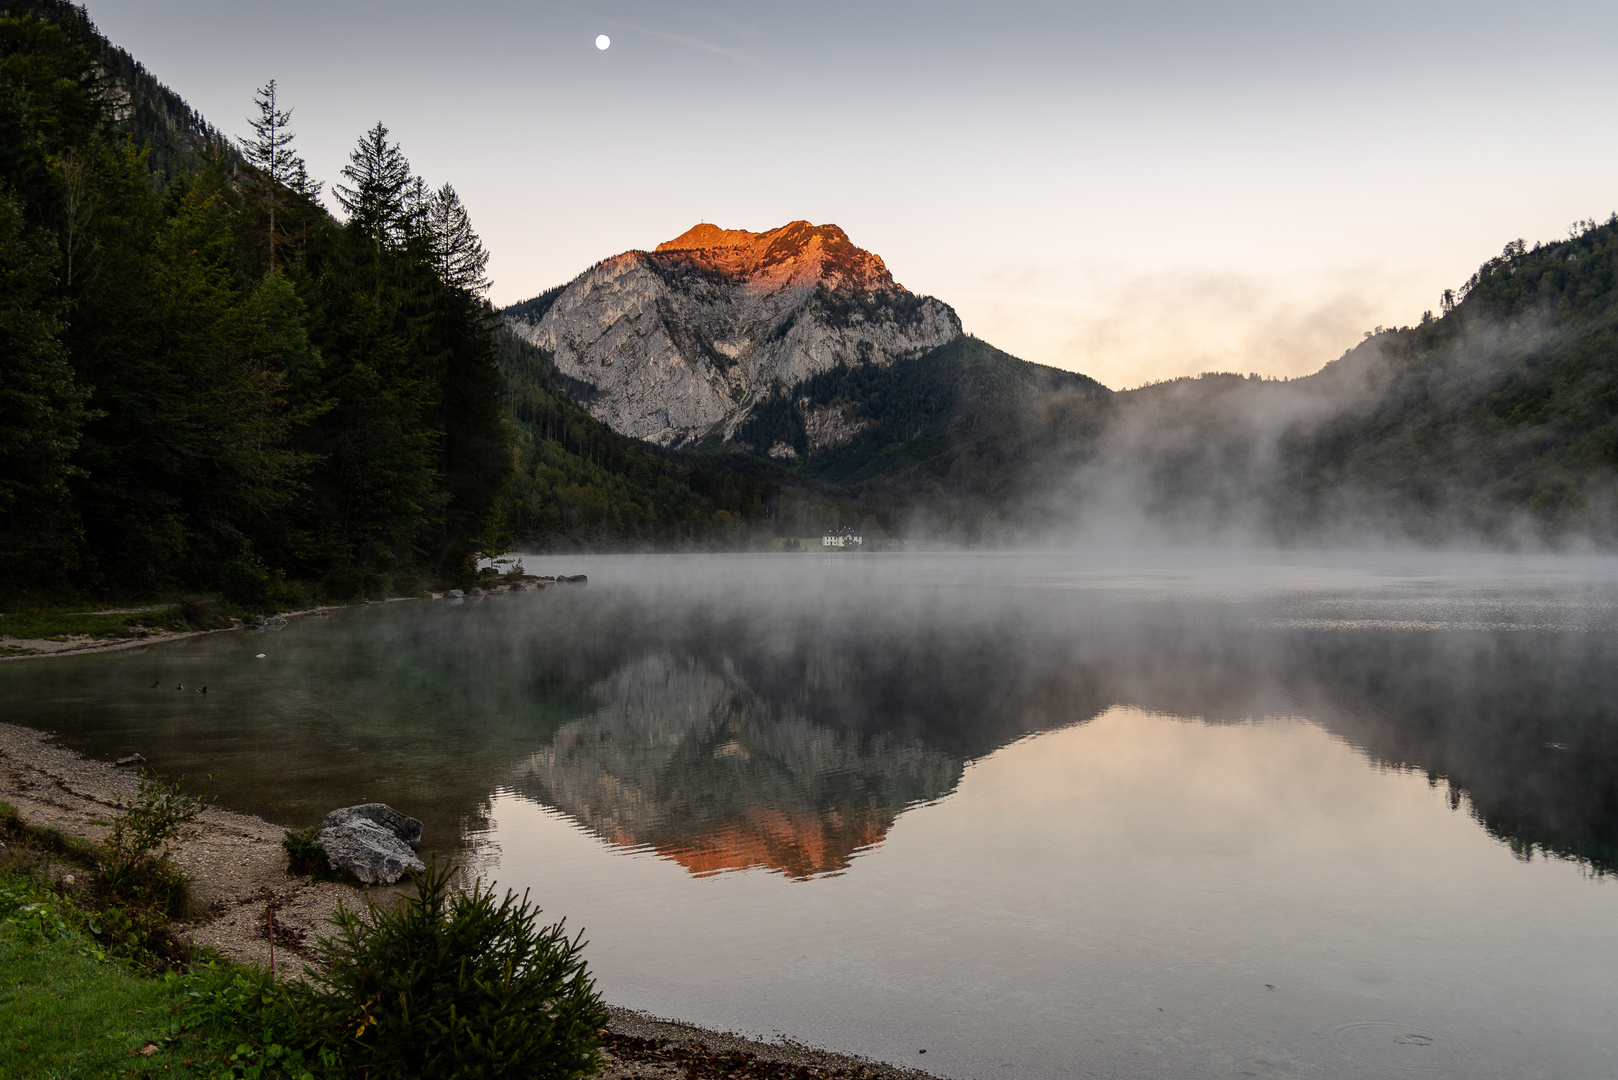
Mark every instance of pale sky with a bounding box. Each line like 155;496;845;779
92;1;1618;389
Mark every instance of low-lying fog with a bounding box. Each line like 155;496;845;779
4;551;1616;1079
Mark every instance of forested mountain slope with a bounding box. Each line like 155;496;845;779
0;3;513;601
1056;217;1618;545
493;326;782;549
1;0;230;178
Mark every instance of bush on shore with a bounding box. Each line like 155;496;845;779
298;858;609;1080
3;793;610;1079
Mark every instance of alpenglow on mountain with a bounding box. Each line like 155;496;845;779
504;222;962;450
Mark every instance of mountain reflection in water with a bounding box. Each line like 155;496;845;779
510;654;960;878
1;554;1615;883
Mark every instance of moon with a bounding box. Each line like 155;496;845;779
595;34;611;50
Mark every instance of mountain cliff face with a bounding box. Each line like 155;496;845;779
504;221;962;449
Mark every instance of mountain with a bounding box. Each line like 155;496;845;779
504;221;962;449
493;324;786;548
1054;217;1618;545
0;0;232;179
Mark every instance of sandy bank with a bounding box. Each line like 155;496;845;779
0;721;940;1080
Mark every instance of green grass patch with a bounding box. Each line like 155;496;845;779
0;608;175;640
0;926;207;1078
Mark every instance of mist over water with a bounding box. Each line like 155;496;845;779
3;552;1617;1078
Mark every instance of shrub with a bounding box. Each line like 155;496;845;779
281;825;329;877
302;859;608;1080
180;962;343;1080
96;773;207;924
281;825;361;885
323;567;365;602
220;557;273;607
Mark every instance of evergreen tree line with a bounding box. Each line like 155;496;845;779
0;3;511;603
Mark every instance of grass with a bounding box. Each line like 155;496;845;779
2;778;611;1080
0;608;178;641
0;798;280;1079
0;929;207;1078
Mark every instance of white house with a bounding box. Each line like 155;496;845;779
822;526;864;548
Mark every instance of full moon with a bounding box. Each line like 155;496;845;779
595;34;610;50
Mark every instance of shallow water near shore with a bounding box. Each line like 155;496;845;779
3;551;1618;1079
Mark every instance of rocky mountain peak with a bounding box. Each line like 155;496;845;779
650;220;900;294
506;221;961;448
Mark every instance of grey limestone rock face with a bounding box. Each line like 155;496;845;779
507;221;962;449
318;803;425;884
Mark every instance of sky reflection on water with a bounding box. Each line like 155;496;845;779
2;552;1616;1078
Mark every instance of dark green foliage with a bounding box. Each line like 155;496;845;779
304;860;609;1080
279;825;326;877
0;7;513;599
1258;218;1618;542
180;962;344;1080
0;181;87;587
280;824;363;886
95;773;206;924
503;284;565;325
0;0;231;178
732;335;1109;540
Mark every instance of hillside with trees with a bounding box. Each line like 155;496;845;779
1054;218;1618;546
5;0;1615;591
494;326;783;549
0;0;511;602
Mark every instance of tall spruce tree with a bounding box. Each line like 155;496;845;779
426;183;490;295
239;78;314;274
334;122;411;264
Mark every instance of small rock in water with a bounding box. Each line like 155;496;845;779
255;653;266;659
114;753;146;767
447;589;464;599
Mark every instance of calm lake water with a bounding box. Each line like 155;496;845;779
4;552;1617;1079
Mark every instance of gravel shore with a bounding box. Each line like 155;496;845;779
0;720;943;1080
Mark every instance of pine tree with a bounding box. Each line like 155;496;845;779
0;187;89;589
240;79;316;274
426;183;490;295
334;122;412;261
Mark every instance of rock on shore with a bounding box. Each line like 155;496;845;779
318;802;424;885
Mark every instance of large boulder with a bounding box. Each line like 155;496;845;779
318;803;425;885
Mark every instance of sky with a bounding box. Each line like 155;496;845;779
90;0;1618;389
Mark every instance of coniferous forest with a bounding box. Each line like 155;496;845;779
0;0;512;603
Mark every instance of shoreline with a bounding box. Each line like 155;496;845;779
0;720;941;1080
0;597;426;662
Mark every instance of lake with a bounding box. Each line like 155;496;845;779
3;552;1617;1079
